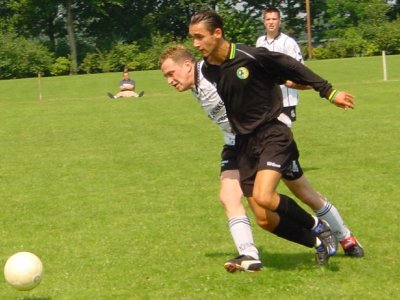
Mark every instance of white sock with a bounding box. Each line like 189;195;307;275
228;216;259;260
314;199;351;242
315;237;322;248
311;216;319;230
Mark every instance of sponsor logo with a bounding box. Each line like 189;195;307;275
236;67;249;79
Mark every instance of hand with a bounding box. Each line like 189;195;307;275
332;91;355;110
284;80;312;90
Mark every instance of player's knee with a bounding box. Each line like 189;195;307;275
254;216;274;232
252;192;276;210
219;190;241;207
219;190;246;217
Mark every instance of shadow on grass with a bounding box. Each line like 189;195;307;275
22;297;52;300
205;247;340;272
260;250;340;272
301;167;320;173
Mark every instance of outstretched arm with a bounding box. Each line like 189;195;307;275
258;49;356;110
285;80;355;110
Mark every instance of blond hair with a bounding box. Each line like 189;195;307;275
159;45;196;67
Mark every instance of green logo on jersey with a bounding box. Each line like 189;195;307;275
236;67;249;79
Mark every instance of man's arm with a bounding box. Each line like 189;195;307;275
120;83;134;91
284;80;311;90
285;80;354;109
119;79;135;91
259;49;354;109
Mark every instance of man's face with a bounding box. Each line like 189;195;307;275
264;12;281;35
161;58;193;92
189;21;222;59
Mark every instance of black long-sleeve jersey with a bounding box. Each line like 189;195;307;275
201;43;333;135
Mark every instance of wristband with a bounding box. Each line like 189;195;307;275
328;89;338;103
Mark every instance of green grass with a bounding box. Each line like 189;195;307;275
0;55;399;299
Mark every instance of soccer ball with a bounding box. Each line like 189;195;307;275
4;252;43;291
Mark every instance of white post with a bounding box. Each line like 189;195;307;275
382;51;387;81
38;72;43;101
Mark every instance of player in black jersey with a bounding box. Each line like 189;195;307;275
159;45;342;271
189;10;363;264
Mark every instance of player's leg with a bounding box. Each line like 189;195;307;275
122;91;137;97
247;196;315;248
253;169;316;230
114;91;124;98
250;136;337;258
283;175;364;257
219;145;262;272
248;194;331;265
251;168;337;262
238;126;336;263
125;90;144;98
240;125;319;231
220;169;262;272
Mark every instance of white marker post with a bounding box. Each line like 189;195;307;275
38;72;43;101
382;51;388;81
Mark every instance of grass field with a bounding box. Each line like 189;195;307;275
0;55;399;299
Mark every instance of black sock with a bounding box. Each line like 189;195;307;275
272;214;316;248
275;194;316;230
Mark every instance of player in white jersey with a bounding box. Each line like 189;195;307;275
159;45;363;271
256;7;306;123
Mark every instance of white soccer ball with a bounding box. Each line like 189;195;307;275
4;252;43;291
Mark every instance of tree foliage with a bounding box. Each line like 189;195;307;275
0;31;53;79
0;0;399;78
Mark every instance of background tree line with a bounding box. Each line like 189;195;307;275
0;0;399;79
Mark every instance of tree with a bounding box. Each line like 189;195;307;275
5;0;62;52
65;0;78;74
0;31;53;79
4;0;126;74
216;0;263;45
387;0;400;20
360;19;400;53
1;0;398;78
326;0;389;30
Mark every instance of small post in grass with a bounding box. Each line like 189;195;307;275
382;51;388;81
38;72;43;101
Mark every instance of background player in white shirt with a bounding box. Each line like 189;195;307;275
256;7;306;124
159;45;363;272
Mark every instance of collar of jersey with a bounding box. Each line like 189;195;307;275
227;43;236;60
203;43;236;66
265;32;281;44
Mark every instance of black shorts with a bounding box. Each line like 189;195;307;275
220;144;239;172
282;106;297;122
236;120;303;197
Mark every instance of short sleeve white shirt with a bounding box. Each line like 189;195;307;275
192;61;236;146
256;33;304;107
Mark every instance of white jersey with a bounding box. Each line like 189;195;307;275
256;32;304;107
191;61;291;146
192;61;236;146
